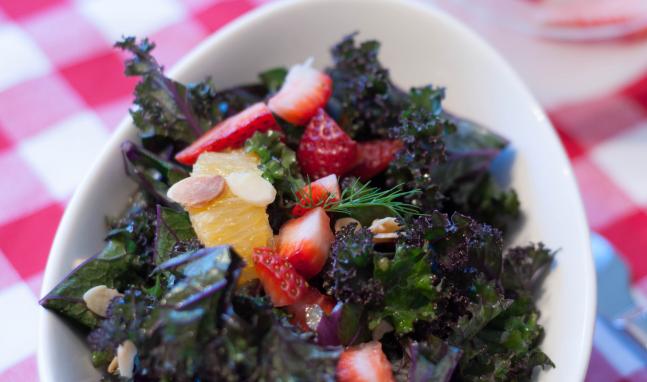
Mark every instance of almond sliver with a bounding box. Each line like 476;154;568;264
167;175;225;207
225;172;276;206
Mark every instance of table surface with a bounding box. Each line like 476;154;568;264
0;0;646;380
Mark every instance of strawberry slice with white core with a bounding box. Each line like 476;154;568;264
278;207;334;279
268;58;333;126
337;341;395;382
539;0;647;29
252;247;309;306
292;174;340;217
175;102;279;165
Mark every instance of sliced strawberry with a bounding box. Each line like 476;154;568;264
350;140;403;181
175;102;279;165
252;247;309;307
297;109;358;179
292;174;341;217
278;207;334;279
268;59;333;126
337;342;395;382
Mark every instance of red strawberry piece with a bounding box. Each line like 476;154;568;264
268;59;333;126
292;174;341;217
297;109;358;179
252;247;309;307
278;207;334;279
175;102;279;165
350;140;403;181
337;342;395;382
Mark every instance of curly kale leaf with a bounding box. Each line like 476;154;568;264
244;130;305;230
88;289;156;356
326;33;407;139
322;225;385;308
372;245;439;335
386;101;455;210
387;85;519;229
501;243;554;294
457;297;554;381
244;130;304;198
116;37;265;153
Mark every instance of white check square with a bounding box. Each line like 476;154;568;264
0;283;39;373
0;24;51;92
78;0;186;42
18;112;109;200
591;123;647;206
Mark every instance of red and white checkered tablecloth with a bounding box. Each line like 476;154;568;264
0;0;646;381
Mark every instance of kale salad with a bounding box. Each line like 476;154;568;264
41;34;555;381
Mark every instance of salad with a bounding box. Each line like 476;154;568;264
41;34;555;381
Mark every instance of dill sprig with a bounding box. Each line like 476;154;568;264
296;179;421;218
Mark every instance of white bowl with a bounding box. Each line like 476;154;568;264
38;0;595;380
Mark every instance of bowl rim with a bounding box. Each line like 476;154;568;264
38;0;595;380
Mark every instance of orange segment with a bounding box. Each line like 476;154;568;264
187;150;273;283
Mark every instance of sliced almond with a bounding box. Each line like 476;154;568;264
369;217;401;234
107;356;119;374
167;175;225;207
225;172;276;206
334;217;361;233
82;285;122;317
117;340;137;378
372;232;399;244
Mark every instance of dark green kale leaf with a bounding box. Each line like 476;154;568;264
116;37;265;153
457;298;554;381
259;67;287;93
256;323;342;381
39;240;139;328
137;246;244;380
121;140;189;206
154;205;200;265
326;33;407;139
449;279;511;344
395;338;462;382
322;225;385;308
372;245;439;335
435;115;519;230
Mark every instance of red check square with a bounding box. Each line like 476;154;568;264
0;203;63;279
551;96;647;151
59;51;136;107
0;0;63;20
0;74;85;142
194;0;254;33
150;20;207;68
571;157;636;229
599;210;647;282
23;4;110;67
